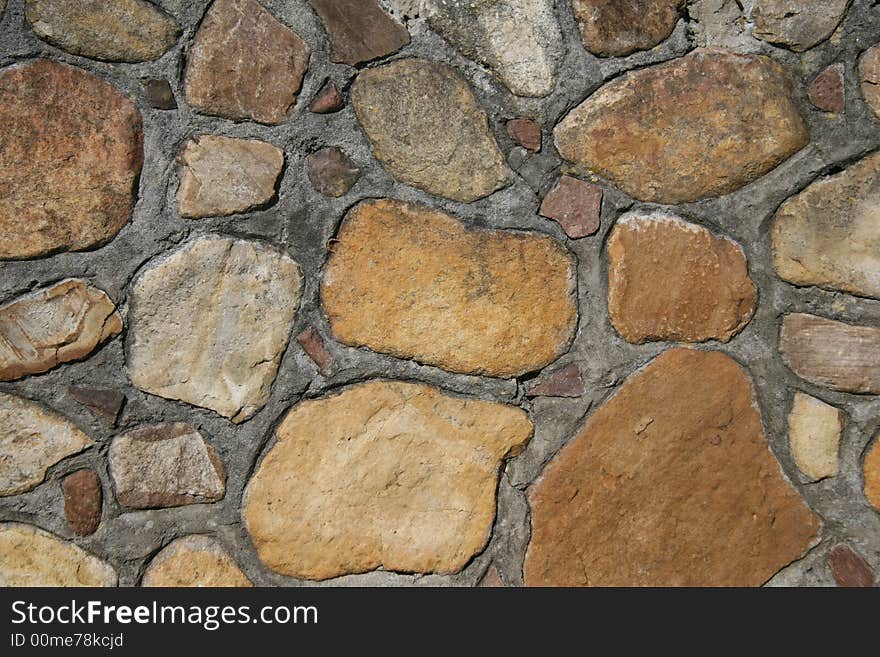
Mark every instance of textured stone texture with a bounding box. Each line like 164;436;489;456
524;349;821;586
507;119;542;152
539;176;603;239
308;0;409;66
479;566;504;587
572;0;682;57
306;147;360;197
67;387;125;425
321;199;577;378
0;59;143;260
866;437;880;512
177;135;284;219
753;0;850;52
127;237;302;422
185;0;310;125
142;535;252;587
787;392;843;482
296;327;332;377
243;381;532;580
0;280;123;381
310;81;343;114
525;364;585;398
0;522;116;586
351;59;511;202
809;63;845;113
62;469;102;536
607;213;756;343
554;49;808;204
109;423;226;509
828;544;876;587
143;78;176;110
25;0;179;62
0;392;93;497
861;44;880;119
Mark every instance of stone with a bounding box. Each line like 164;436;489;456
479;566;504;587
787;392;843;482
0;59;143;260
142;535;252;587
539;176;603;239
772;153;880;299
296;327;332;377
310;81;343;114
780;314;880;394
828;544;876;587
127;237;302;423
425;0;563;97
67;387;126;425
243;380;532;580
866;437;880;512
571;0;683;57
524;348;821;586
0;392;93;497
0;279;123;381
607;213;756;343
321;199;577;378
109;423;226;509
177;135;284;219
62;469;102;536
753;0;850;52
25;0;180;62
185;0;310;125
351;58;511;202
306;147;360;197
507;119;542;153
0;523;116;586
143;79;176;110
526;364;585;398
554;48;809;204
859;43;880;119
308;0;409;66
809;64;845;113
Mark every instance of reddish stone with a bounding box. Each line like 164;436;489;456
68;386;125;425
539;176;603;239
809;63;845;113
479;566;504;587
526;364;585;398
310;81;343;114
308;0;410;66
306;147;360;197
297;327;332;376
62;469;102;536
507;118;542;152
828;544;876;587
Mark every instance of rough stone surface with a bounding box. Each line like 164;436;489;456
127;237;302;422
866;437;880;512
309;0;409;66
296;327;332;377
0;392;93;497
859;43;880;119
524;348;821;586
809;63;846;113
67;387;125;425
525;364;585;398
753;0;850;52
306;147;360;197
0;280;123;381
0;523;116;586
310;81;343;114
828;543;876;587
25;0;179;62
539;175;603;239
571;0;682;57
143;78;176;110
184;0;310;125
177;135;284;219
109;423;226;509
351;58;511;202
554;49;809;204
243;380;532;580
0;59;143;260
142;535;252;587
607;213;757;344
787;392;843;482
62;469;102;536
321;199;577;378
507;119;542;153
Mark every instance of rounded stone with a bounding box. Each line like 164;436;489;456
572;0;682;57
142;535;252;587
753;0;850;52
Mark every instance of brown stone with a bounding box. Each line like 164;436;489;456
507;119;542;152
321;199;577;378
185;0;310;125
0;59;143;260
753;0;850;52
866;437;880;512
572;0;683;57
67;387;125;425
296;327;332;377
310;81;343;114
308;0;410;66
306;147;360;197
0;279;123;382
143;79;176;110
539;175;603;239
828;543;876;587
142;535;253;587
62;469;102;536
859;43;880;120
809;63;845;113
479;566;504;587
779;314;880;394
526;364;585;398
554;48;809;204
524;348;821;586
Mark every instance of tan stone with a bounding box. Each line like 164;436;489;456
127;236;302;422
860;43;880;120
321;199;577;378
0;59;143;260
243;380;533;580
0;279;122;381
607;212;756;343
753;0;850;52
572;0;683;57
866;437;880;512
0;392;93;496
787;392;843;482
142;535;252;587
525;348;820;586
0;522;116;586
554;48;808;204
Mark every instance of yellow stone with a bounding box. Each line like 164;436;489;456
142;535;252;587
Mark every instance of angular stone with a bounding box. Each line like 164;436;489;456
809;63;845;113
143;79;176;110
507;119;542;152
321;199;577;378
828;544;876;588
787;392;843;482
67;387;125;425
753;0;849;52
127;237;302;422
859;44;880;119
0;523;116;586
780;314;880;394
142;535;252;587
0;279;123;381
0;59;143;260
524;348;821;586
539;175;602;239
185;0;310;125
25;0;179;62
0;392;93;497
109;423;226;509
306;147;360;197
177;135;284;219
607;213;756;343
296;327;332;377
526;364;585;398
866;437;880;512
571;0;682;57
351;58;511;202
554;49;809;204
243;380;532;580
62;469;102;536
479;566;504;587
772;153;880;299
308;0;409;66
425;0;562;97
310;81;343;114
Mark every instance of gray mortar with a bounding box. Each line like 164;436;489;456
1;0;879;587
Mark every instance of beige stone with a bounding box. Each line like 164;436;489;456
865;436;880;512
142;535;252;587
787;392;843;481
753;0;850;52
861;44;880;119
243;380;533;580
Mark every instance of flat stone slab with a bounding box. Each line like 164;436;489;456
860;44;880;119
787;392;843;482
308;0;409;65
753;0;850;52
142;535;252;587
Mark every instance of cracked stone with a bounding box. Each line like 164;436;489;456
866;436;880;513
526;364;585;398
296;327;332;377
62;469;102;536
306;147;360;197
828;544;877;587
142;535;252;587
809;63;845;113
571;0;683;57
67;387;125;425
507;119;542;152
787;392;843;482
310;81;344;113
859;43;880;120
143;79;176;110
753;0;850;52
308;0;409;65
539;175;603;239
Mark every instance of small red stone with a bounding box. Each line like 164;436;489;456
310;81;344;114
68;386;126;425
809;63;845;113
297;327;333;376
526;363;585;398
828;543;876;587
539;176;603;239
479;566;504;587
507;118;542;152
62;469;102;536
